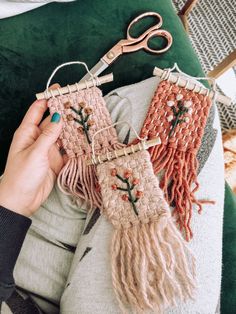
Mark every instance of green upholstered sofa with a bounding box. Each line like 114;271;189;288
0;1;235;312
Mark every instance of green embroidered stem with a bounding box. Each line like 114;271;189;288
116;174;126;183
169;112;180;137
71;106;91;144
169;101;189;137
126;180;138;216
84;115;90;123
116;175;138;215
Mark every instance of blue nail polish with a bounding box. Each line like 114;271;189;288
51;112;61;123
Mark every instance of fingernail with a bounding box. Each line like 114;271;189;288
51;112;61;123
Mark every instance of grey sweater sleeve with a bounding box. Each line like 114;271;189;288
0;205;31;302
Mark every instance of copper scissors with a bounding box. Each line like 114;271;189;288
81;12;173;81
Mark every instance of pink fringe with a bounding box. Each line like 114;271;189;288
57;156;102;209
111;215;196;313
57;142;125;210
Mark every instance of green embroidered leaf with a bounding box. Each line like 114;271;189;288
84;114;90;122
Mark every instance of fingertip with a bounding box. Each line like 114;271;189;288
49;83;61;90
32;83;60;106
34;115;63;153
50;112;61;123
31;98;47;110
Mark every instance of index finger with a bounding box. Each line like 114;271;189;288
21;83;60;127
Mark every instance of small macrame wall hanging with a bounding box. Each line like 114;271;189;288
89;123;196;314
37;62;124;209
132;65;217;241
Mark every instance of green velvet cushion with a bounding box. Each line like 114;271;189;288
221;183;236;313
0;0;203;173
0;1;234;313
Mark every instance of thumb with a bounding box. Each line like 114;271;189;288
34;112;63;153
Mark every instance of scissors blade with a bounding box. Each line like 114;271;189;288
79;59;109;82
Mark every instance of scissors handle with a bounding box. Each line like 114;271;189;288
101;12;173;66
127;12;163;41
123;29;173;54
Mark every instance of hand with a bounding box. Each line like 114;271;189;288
0;85;64;217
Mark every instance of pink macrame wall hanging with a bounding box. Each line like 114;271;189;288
47;87;124;208
93;141;196;313
132;78;215;241
43;62;123;209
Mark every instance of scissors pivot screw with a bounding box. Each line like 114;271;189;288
107;51;115;59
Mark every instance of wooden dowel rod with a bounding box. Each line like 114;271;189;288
153;67;231;106
88;137;161;166
36;73;114;100
179;0;199;16
208;50;236;79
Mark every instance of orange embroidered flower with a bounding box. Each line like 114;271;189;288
124;170;132;179
111;184;117;190
64;101;71;109
122;195;129;201
87;119;95;126
77;127;84;134
136;191;143;198
132;178;140;185
111;168;117;176
67;114;74;121
84;107;93;115
79;102;86;108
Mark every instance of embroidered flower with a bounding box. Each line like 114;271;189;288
84;107;93;115
167;115;174;122
79;102;86;108
136;191;143;198
132;178;140;185
64;101;71;109
111;184;118;190
67;114;74;121
176;94;183;101
122;194;129;201
111;168;117;176
184;100;192;108
185;117;190;123
87;119;95;126
77;126;84;134
167;100;175;107
124;170;132;179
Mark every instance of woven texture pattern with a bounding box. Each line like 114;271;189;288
172;0;236;130
140;81;211;151
97;150;170;226
134;80;213;241
48;87;120;157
